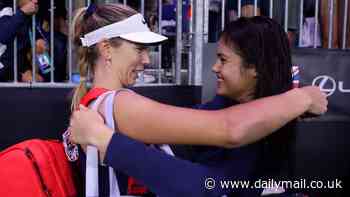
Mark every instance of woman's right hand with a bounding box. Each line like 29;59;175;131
299;86;328;115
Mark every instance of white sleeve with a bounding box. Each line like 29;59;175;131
0;7;13;17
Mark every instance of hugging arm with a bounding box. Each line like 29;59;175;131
112;87;326;148
102;132;260;197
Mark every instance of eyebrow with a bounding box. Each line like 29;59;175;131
125;39;148;50
134;44;148;50
217;52;228;58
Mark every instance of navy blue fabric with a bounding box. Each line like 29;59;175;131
103;95;265;197
0;9;28;44
0;9;31;81
78;148;111;196
78;146;155;196
161;0;190;34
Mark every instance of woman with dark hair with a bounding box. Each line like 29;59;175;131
218;15;297;179
69;12;325;196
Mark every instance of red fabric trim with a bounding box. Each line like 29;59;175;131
79;87;110;107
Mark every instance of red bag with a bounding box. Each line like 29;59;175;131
0;139;79;197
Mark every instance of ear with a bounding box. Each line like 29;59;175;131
96;40;112;61
247;66;257;78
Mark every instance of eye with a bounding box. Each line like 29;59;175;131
220;58;226;63
135;45;148;53
217;53;227;64
135;47;142;53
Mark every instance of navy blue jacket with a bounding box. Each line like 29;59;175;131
102;95;265;197
0;8;31;81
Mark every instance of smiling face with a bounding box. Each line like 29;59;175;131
212;38;257;102
109;40;150;86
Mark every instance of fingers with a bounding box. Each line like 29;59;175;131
320;90;328;114
78;104;105;121
303;85;329;115
68;112;79;144
67;127;75;143
322;99;328;114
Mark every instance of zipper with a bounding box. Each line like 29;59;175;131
24;148;52;197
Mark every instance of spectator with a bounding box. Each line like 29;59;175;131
160;0;176;72
0;0;44;82
208;0;221;42
226;0;262;22
268;0;301;47
320;0;350;48
211;0;262;42
148;14;158;32
225;1;301;46
298;0;321;48
36;0;68;82
161;0;190;77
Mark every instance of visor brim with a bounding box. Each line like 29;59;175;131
119;31;168;45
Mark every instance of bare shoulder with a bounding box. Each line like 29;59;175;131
113;89;158;110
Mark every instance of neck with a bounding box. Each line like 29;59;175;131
231;90;255;103
92;64;123;91
236;95;253;103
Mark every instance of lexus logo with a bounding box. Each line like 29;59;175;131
312;75;350;97
312;75;336;96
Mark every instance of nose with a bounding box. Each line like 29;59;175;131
32;0;38;4
141;50;151;65
212;59;221;73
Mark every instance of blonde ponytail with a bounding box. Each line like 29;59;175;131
71;8;89;111
71;48;89;111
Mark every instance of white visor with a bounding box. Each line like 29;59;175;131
80;14;167;47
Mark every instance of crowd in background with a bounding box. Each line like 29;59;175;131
0;0;349;83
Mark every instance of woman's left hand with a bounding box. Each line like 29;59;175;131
69;105;110;146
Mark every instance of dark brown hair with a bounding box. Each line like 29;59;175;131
221;16;296;179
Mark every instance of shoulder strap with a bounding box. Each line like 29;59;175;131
103;89;133;130
104;89;172;196
86;89;133;197
87;88;172;197
80;87;110;107
85;88;113;197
